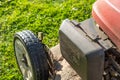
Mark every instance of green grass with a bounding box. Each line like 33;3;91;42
0;0;95;79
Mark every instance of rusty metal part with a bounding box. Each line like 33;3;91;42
44;45;56;80
104;48;120;80
38;32;55;79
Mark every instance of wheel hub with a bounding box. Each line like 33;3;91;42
15;39;33;80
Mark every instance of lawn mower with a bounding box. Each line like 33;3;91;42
13;0;120;80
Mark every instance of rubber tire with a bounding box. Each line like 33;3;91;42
14;30;49;80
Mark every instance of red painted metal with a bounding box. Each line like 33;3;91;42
92;0;120;49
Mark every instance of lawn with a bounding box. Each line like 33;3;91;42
0;0;95;79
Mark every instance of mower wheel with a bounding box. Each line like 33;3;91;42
14;30;49;80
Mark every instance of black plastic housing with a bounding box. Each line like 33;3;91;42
59;19;104;80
